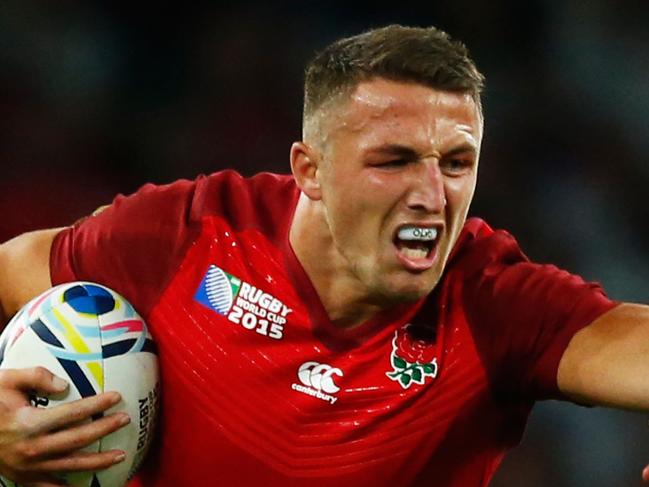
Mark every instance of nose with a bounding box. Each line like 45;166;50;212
406;161;446;214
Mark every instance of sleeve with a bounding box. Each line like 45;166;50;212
461;230;619;403
50;178;201;318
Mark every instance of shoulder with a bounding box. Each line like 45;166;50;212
193;170;299;238
447;217;527;277
446;218;593;300
442;219;616;401
195;170;298;215
105;170;298;228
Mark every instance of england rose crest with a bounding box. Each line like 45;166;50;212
386;323;438;389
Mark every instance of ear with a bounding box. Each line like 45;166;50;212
290;141;322;200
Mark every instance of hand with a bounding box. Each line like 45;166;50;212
0;367;129;486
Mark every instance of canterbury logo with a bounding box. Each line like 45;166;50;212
291;361;343;405
298;361;343;393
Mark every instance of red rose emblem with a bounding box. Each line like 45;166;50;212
395;325;437;364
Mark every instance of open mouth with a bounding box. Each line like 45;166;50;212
393;225;441;269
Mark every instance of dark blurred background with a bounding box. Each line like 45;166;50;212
2;1;648;485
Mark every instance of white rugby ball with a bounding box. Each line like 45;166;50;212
0;282;159;487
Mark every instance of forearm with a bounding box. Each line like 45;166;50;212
558;303;649;411
0;229;62;331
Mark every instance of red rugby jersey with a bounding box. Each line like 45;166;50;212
50;171;616;486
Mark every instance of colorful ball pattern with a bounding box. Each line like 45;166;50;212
0;282;156;385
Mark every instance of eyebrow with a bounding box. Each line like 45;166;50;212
443;143;478;158
364;144;419;159
365;143;478;159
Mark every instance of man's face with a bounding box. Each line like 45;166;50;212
313;78;482;303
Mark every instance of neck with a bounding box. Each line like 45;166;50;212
289;193;384;329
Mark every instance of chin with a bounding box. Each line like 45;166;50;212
356;261;441;305
372;278;436;305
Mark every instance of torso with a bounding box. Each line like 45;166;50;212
133;214;522;487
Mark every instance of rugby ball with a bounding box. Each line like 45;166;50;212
0;282;159;487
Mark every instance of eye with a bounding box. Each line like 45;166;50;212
441;158;473;175
374;159;409;169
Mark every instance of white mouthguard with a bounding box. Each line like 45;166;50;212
397;226;438;241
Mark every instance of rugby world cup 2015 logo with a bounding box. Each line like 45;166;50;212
194;265;292;340
386;324;438;389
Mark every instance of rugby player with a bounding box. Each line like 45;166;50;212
1;24;648;487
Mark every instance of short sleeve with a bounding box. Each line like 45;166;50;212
50;178;200;317
459;227;618;402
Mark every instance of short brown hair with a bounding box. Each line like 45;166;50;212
303;25;485;121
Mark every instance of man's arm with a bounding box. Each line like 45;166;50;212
0;228;61;326
557;303;649;411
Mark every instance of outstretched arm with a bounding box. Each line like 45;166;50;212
557;303;649;481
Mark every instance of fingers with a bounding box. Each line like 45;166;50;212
35;449;126;473
0;367;68;396
643;464;649;482
0;369;129;486
2;406;128;483
17;392;122;435
5;449;125;484
32;412;130;456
